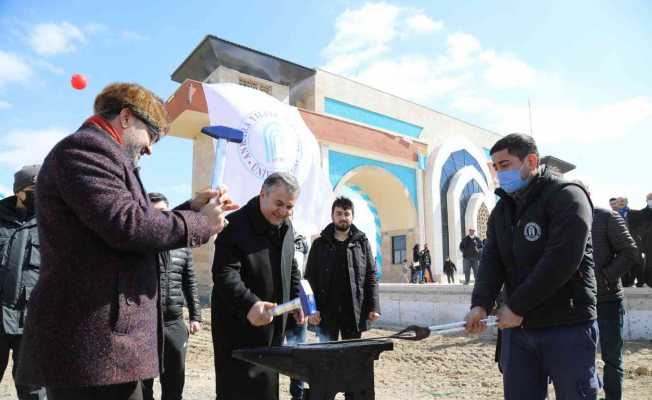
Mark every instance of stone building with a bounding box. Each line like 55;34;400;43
166;36;504;293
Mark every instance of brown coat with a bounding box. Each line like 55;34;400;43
16;124;212;387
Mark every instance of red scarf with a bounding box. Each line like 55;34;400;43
85;115;123;145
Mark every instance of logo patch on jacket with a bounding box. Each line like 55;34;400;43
524;222;542;241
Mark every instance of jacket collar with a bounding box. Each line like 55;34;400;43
320;222;365;244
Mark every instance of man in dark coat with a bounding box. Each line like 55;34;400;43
628;193;652;287
443;256;457;284
142;192;203;400
466;133;599;399
591;202;639;400
459;228;482;284
211;172;304;400
16;83;235;400
0;165;45;399
305;196;380;343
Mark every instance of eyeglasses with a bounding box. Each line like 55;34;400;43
134;115;160;144
143;121;161;144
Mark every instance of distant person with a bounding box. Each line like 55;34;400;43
0;165;45;400
609;197;619;212
616;197;630;219
443;256;457;284
459;228;482;285
401;259;411;283
142;192;203;400
412;244;423;283
628;192;652;287
421;244;432;283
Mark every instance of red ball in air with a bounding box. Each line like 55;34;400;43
71;74;87;90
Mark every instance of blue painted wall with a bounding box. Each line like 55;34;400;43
329;150;418;208
324;97;423;138
347;185;384;279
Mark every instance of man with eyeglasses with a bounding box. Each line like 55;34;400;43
16;83;238;400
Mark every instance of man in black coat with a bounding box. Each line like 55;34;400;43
305;196;380;343
0;165;45;400
589;198;639;400
443;256;457;284
211;172;303;400
142;192;203;400
628;193;652;286
459;228;482;285
466;134;599;399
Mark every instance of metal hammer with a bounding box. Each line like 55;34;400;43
270;280;318;317
201;126;244;192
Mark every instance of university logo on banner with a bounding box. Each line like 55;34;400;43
202;83;333;237
238;110;304;180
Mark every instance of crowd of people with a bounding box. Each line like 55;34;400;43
407;244;432;283
0;82;650;400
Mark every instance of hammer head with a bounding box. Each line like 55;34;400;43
201;125;244;143
298;280;317;317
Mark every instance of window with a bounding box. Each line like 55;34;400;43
392;235;407;265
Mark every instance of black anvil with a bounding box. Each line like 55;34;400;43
233;339;394;400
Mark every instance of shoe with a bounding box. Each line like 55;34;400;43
636;283;645;287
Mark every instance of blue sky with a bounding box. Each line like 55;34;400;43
0;0;650;208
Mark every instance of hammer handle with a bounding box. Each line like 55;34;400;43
212;139;228;190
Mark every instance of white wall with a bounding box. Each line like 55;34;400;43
377;284;652;341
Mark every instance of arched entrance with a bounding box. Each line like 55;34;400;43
425;138;495;279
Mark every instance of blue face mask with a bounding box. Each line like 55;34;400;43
497;169;529;193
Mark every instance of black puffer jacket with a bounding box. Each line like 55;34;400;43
305;223;380;332
0;197;40;334
159;247;201;322
592;208;640;302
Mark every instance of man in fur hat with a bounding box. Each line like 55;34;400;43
17;83;238;400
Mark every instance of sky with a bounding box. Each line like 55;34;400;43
0;0;650;209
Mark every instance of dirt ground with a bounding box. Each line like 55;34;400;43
2;310;651;399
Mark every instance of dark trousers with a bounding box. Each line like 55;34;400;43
286;318;308;399
597;300;625;400
445;272;455;283
0;333;46;400
317;325;362;400
462;257;479;284
47;381;142;400
410;268;421;283
142;318;189;400
500;321;599;400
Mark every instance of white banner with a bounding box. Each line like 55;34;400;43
203;83;333;237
